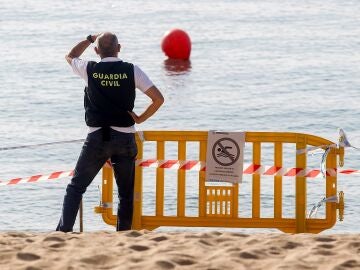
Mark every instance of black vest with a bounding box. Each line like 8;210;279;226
84;60;135;127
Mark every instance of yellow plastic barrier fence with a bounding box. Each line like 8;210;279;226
94;131;345;233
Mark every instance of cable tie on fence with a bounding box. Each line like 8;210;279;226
0;139;85;152
308;195;338;218
297;128;359;155
101;202;113;208
136;130;145;142
296;128;359;178
338;128;359;149
320;147;332;178
296;144;337;155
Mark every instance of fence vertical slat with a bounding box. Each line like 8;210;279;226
326;149;338;227
274;142;283;219
156;141;165;216
177;141;186;217
296;136;307;233
133;138;143;229
199;140;207;217
252;142;261;218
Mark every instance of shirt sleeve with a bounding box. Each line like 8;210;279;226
71;58;89;86
134;65;154;93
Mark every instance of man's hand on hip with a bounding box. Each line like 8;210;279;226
128;86;164;125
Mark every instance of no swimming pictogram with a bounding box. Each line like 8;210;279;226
212;138;240;166
206;131;246;183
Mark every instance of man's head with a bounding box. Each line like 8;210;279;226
95;32;121;58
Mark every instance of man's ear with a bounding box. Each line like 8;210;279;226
117;44;121;52
94;47;99;55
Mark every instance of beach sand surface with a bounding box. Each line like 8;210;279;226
0;230;359;270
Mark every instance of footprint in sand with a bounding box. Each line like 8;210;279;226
317;244;334;249
8;232;31;238
68;237;80;241
282;241;302;249
184;234;201;239
238;252;259;260
198;239;214;246
229;233;249;238
49;243;66;248
312;243;335;256
0;253;13;263
314;237;336;242
246;239;259;245
43;236;66;249
315;250;335;256
278;263;316;270
337;260;360;268
151;236;168;242
125;231;143;238
170;254;196;266
130;257;143;263
268;246;283;256
80;254;111;265
215;237;233;243
17;252;40;261
25;267;42;270
171;258;196;266
226;247;241;252
129;245;150;251
156;260;175;269
43;236;65;242
347;242;360;250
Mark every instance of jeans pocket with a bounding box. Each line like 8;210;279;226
85;130;103;146
127;143;138;158
112;138;137;158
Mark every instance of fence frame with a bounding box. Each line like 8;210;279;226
94;131;344;233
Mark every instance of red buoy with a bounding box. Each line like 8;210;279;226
161;29;191;60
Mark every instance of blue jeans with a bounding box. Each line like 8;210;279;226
56;128;137;232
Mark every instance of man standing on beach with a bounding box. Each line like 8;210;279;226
57;32;164;232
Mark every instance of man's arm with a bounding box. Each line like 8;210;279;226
128;86;164;124
65;34;100;65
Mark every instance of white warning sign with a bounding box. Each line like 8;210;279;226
205;131;245;183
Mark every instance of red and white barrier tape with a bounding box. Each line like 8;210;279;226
135;159;360;178
135;159;205;171
0;170;74;187
1;159;359;187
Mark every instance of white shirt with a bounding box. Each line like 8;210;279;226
71;57;154;133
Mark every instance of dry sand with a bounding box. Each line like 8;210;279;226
0;230;359;270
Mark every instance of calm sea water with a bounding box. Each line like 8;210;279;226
0;0;359;233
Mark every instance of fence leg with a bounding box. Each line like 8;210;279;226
79;199;83;232
296;136;307;233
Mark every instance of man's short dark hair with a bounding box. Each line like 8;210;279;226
97;33;118;57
